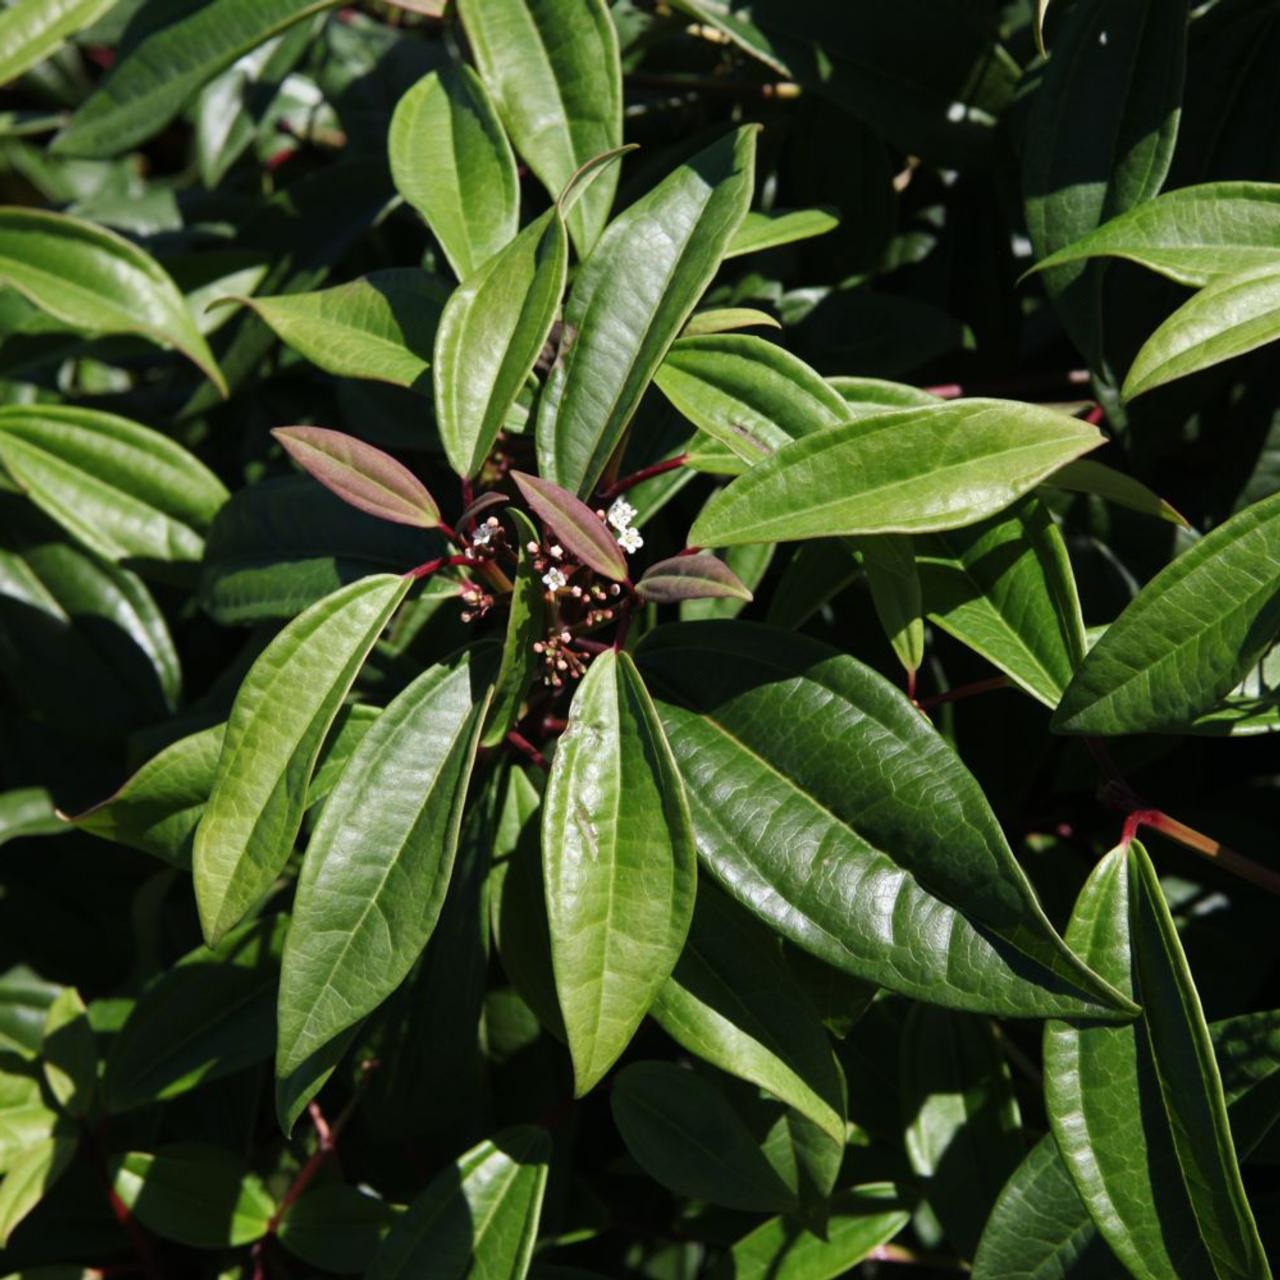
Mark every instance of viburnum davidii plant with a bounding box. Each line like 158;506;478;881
2;0;1280;1276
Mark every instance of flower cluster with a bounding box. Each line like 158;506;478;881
605;497;643;554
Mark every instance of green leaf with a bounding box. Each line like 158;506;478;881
917;497;1087;708
689;400;1104;547
610;1062;798;1213
277;650;491;1083
899;1006;1023;1258
1035;0;1051;55
0;403;228;569
1047;459;1189;528
103;916;287;1111
860;534;923;676
0;789;64;849
40;988;96;1119
193;574;410;944
543;649;697;1094
655;333;848;464
273;427;441;529
636;553;753;606
1026;182;1280;289
279;1183;400;1274
1022;0;1187;364
650;884;845;1144
389;64;519;280
512;472;627;581
827;377;943;415
435;210;568;479
0;208;225;393
0;1061;64;1175
680;542;773;622
710;1183;912;1280
0;1134;76;1247
681;308;781;337
52;0;342;159
536;126;757;496
110;1144;275;1248
724;207;841;259
483;508;545;748
458;0;621;256
1124;265;1280;401
366;1126;550;1280
1053;491;1280;733
220;270;446;390
0;0;119;87
636;621;1134;1019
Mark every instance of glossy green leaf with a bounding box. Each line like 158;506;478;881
827;377;943;415
0;1134;75;1247
0;969;60;1059
277;650;491;1082
52;0;342;159
366;1126;550;1280
0;1061;63;1175
389;64;519;280
279;1183;400;1274
193;574;410;944
637;621;1133;1019
917;498;1087;708
512;472;627;581
543;649;697;1094
0;789;63;849
1048;459;1190;528
610;1062;797;1213
724;207;841;259
536;127;757;496
1053;491;1280;733
220;270;445;390
1027;182;1280;289
0;0;119;87
690;400;1104;547
1124;265;1280;400
435;210;568;479
650;884;845;1144
104;916;286;1111
0;209;224;392
458;0;621;256
483;508;545;748
860;534;924;676
636;553;753;606
273;427;440;529
0;404;227;568
655;333;847;464
899;1005;1023;1258
681;308;781;337
40;988;95;1119
111;1145;275;1248
711;1184;912;1280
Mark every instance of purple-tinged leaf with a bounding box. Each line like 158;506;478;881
272;427;439;529
457;490;510;530
636;554;753;605
512;471;627;580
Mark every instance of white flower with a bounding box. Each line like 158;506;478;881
617;526;644;554
607;498;637;532
548;544;564;559
470;524;495;548
542;567;567;591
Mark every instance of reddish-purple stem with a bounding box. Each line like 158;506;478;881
916;674;1008;710
507;730;549;771
406;554;477;580
598;454;690;502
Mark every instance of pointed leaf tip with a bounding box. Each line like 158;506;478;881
512;471;628;580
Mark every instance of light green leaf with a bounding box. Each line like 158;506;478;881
0;0;119;87
1053;491;1280;733
458;0;621;256
52;0;342;159
0;404;227;569
435;209;568;478
827;376;942;415
861;534;923;676
1026;182;1280;289
111;1145;275;1248
277;650;491;1083
0;1062;64;1175
389;64;519;280
637;621;1134;1019
710;1184;912;1280
610;1062;798;1214
536;126;757;496
1124;264;1280;401
681;308;780;337
220;270;446;390
689;400;1104;547
651;884;845;1144
193;574;410;944
1047;459;1189;527
0;789;63;849
724;207;840;259
483;508;545;748
0;1134;76;1246
0;208;225;392
543;649;697;1095
40;988;96;1119
366;1126;550;1280
917;497;1087;708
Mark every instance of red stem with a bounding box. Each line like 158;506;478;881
916;674;1008;710
598;454;689;502
86;1131;159;1280
406;554;477;580
507;730;549;772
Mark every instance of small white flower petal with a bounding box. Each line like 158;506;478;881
617;526;644;553
542;568;567;591
607;498;637;531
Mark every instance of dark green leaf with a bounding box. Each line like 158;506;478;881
39;988;95;1119
278;1183;400;1274
483;508;545;748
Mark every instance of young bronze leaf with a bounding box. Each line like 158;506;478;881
512;471;627;580
636;553;753;605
